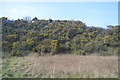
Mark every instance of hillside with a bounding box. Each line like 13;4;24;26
1;17;119;78
1;17;119;56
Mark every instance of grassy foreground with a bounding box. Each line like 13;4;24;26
2;54;118;78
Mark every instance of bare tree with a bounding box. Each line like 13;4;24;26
23;16;31;22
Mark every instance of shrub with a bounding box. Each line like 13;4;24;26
74;50;85;55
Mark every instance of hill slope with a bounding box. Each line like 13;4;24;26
1;17;119;56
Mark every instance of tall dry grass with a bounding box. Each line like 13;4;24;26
24;53;118;78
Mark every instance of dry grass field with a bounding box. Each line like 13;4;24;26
2;53;118;78
24;53;118;78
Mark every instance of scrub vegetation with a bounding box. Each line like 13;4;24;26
1;17;119;78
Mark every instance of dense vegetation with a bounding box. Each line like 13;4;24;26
1;17;119;56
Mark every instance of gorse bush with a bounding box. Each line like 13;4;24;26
1;17;119;56
75;50;85;55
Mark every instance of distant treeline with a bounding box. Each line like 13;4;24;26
1;17;119;56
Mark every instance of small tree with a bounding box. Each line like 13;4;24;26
107;25;114;29
23;16;31;22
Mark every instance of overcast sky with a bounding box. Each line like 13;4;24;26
0;2;118;28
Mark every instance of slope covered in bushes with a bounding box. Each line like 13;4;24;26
1;17;119;56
